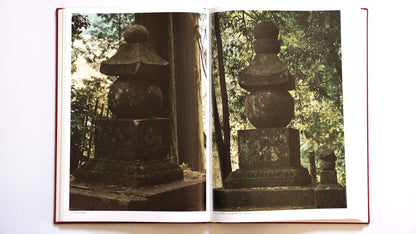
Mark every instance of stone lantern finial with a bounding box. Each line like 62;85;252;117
124;24;149;43
100;24;168;76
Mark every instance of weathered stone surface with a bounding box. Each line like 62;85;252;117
245;90;294;128
314;184;347;208
253;39;280;53
214;186;316;210
224;167;311;188
224;128;311;188
95;118;171;161
214;184;347;210
318;150;339;184
108;78;163;119
101;24;168;119
70;171;205;211
238;128;300;169
100;24;168;76
124;24;149;43
73;158;183;187
320;171;338;184
238;22;294;91
239;54;295;91
319;150;337;170
253;22;279;39
74;118;184;187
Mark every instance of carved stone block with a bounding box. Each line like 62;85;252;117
238;128;300;169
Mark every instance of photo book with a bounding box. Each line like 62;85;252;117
55;6;369;223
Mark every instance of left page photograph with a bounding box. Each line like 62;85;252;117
55;8;211;223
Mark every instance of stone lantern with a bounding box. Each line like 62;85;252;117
73;24;183;187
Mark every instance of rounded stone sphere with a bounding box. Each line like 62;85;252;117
108;78;163;119
124;24;149;43
245;90;294;128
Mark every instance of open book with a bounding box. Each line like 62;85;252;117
55;7;369;223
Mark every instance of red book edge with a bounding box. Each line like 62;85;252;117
53;8;370;225
54;8;63;225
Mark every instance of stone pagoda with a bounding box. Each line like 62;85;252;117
73;24;183;187
70;24;204;211
214;22;346;210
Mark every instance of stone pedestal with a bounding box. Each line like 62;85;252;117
224;128;310;188
214;185;346;210
73;118;183;187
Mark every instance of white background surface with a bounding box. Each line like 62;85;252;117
1;0;416;233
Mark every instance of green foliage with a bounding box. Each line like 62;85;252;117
71;14;90;73
70;77;111;172
82;14;134;64
212;11;345;185
72;14;90;41
70;13;133;171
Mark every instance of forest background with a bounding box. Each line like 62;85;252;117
70;11;345;187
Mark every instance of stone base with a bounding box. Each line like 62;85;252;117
320;171;338;184
227;128;311;188
224;167;311;188
70;171;205;211
214;184;346;210
73;158;183;187
95;118;171;162
314;184;347;208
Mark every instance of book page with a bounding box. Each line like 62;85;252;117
210;8;368;223
55;8;212;223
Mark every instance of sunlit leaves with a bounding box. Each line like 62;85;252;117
70;13;133;170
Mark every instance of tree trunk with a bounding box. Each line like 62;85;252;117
135;13;205;171
212;77;229;183
213;13;232;180
172;13;205;171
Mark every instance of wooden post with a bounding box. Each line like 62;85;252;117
172;13;205;171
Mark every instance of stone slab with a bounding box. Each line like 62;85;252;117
224;167;311;188
73;158;183;187
214;185;346;210
314;184;347;208
70;171;206;211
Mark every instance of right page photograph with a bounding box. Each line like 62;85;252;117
211;9;368;223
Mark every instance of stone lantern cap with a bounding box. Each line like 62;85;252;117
238;22;295;91
100;24;168;76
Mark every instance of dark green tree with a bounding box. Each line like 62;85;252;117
71;14;89;73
